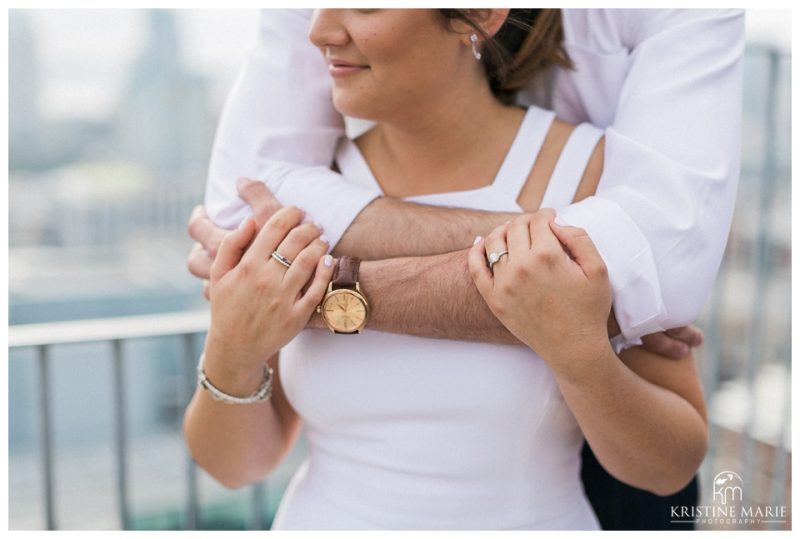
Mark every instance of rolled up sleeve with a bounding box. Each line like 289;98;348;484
205;9;380;248
558;9;744;344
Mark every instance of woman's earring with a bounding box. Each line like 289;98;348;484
470;33;482;61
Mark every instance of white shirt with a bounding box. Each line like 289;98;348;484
205;9;744;343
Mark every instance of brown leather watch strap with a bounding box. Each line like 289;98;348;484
332;256;361;289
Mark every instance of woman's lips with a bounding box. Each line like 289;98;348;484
328;61;369;77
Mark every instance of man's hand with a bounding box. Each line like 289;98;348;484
604;279;705;358
187;178;286;299
187;206;227;299
235;178;285;228
640;326;704;358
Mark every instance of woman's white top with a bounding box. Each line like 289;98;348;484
272;107;604;530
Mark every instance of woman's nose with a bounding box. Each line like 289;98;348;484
309;9;349;49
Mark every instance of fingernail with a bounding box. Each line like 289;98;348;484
505;220;512;225
554;216;567;226
236;177;249;189
323;254;333;267
678;344;689;356
313;221;323;230
473;235;482;245
237;217;250;229
319;234;329;244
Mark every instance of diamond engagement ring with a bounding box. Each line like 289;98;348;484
271;251;293;269
487;250;509;270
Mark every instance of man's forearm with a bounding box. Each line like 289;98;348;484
331;197;518;260
310;248;520;344
314;243;620;343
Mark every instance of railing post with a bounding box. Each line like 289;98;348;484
700;269;725;504
182;333;200;530
249;482;266;530
112;339;131;530
767;298;791;530
740;48;781;501
37;345;56;530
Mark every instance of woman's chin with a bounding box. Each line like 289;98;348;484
332;96;380;122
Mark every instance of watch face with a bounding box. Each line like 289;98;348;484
321;289;368;333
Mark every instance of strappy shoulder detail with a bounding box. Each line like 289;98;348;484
491;106;556;197
333;107;600;213
539;122;604;209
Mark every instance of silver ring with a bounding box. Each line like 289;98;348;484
271;251;293;269
487;250;509;270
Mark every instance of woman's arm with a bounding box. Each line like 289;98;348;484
553;345;707;495
183;207;333;488
468;210;708;494
183;351;301;489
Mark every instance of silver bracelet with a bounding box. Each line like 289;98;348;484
197;353;273;405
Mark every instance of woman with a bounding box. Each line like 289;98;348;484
183;9;708;529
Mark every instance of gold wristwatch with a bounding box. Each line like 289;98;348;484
316;256;369;334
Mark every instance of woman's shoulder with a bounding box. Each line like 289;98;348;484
522;105;580;145
516;107;604;211
547;116;579;146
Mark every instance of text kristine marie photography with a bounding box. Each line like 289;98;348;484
670;471;788;527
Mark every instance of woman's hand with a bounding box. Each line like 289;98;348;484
205;206;335;378
468;208;613;377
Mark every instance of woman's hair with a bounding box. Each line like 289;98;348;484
438;9;573;105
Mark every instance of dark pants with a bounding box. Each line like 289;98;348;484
580;442;699;530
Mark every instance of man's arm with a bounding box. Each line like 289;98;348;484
204;9;380;247
548;9;744;343
330;197;518;260
308;247;521;344
215;182;707;351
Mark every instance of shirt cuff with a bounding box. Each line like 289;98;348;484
264;164;382;252
557;196;668;345
610;334;643;355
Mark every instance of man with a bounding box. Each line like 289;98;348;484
187;9;744;529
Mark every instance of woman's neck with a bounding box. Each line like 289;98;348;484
356;81;525;197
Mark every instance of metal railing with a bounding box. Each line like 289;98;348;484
9;294;792;530
8;310;268;531
695;44;791;530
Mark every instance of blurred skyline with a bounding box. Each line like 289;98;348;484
20;9;258;121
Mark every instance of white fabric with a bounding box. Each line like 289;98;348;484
491;107;555;196
541;123;604;210
546;10;744;341
204;9;382;248
272;110;602;529
204;8;744;345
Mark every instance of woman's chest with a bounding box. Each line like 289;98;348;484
279;330;558;433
